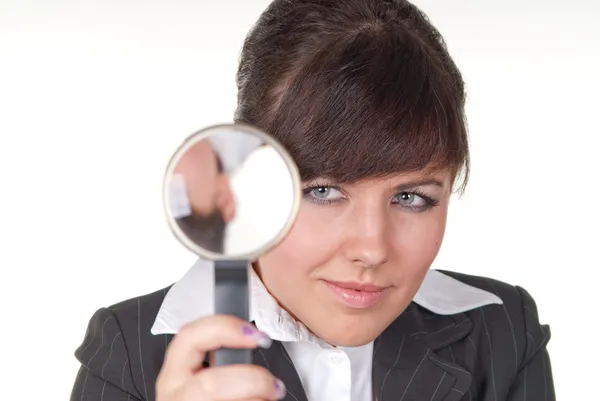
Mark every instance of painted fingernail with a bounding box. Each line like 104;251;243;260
241;325;255;336
241;325;273;348
274;378;286;399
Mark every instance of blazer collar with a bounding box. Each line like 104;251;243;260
372;303;474;401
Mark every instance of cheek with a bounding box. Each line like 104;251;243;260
381;207;449;316
392;207;448;275
257;207;339;287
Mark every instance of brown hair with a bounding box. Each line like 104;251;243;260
234;0;469;192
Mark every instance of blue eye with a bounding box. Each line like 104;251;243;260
311;187;331;198
393;191;438;211
302;185;344;204
396;192;424;205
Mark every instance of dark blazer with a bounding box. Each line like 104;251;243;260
70;270;555;401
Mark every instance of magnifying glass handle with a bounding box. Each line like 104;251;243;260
213;260;253;366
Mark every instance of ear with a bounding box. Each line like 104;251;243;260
215;174;236;223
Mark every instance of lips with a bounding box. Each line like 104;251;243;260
325;281;386;292
323;280;388;309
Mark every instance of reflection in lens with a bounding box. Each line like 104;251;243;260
176;209;227;254
163;124;301;260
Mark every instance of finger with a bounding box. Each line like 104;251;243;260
158;315;271;389
189;364;286;401
215;187;235;223
222;199;235;223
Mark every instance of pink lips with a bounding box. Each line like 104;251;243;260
323;280;387;309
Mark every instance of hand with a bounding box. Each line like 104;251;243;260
173;139;236;222
156;315;286;401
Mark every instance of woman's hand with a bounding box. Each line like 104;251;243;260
156;315;286;401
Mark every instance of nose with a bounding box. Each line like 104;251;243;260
341;206;390;268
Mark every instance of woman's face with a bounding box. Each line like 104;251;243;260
256;170;453;347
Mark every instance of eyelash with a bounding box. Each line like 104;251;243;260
302;183;439;212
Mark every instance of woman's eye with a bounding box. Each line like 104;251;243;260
303;186;344;203
310;186;342;199
394;192;437;210
311;187;331;198
395;192;427;206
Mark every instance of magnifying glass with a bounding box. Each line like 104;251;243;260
162;123;301;366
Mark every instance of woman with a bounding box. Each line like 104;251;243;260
70;1;555;400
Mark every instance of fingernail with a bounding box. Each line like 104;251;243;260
274;378;286;399
241;325;273;349
241;325;255;336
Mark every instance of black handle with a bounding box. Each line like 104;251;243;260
213;259;253;366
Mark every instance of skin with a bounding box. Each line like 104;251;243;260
255;169;453;347
173;139;236;223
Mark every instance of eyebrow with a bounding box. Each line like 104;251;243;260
394;179;444;191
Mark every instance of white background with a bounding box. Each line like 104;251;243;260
1;1;598;399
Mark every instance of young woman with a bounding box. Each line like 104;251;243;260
70;1;555;400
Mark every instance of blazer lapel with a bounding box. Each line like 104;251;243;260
373;303;473;401
253;340;308;401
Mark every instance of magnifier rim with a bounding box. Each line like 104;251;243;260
162;123;302;261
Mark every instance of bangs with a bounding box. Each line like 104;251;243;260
262;26;468;189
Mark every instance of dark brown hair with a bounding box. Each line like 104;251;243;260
234;0;469;192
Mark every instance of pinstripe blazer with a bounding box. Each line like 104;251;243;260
70;270;555;401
